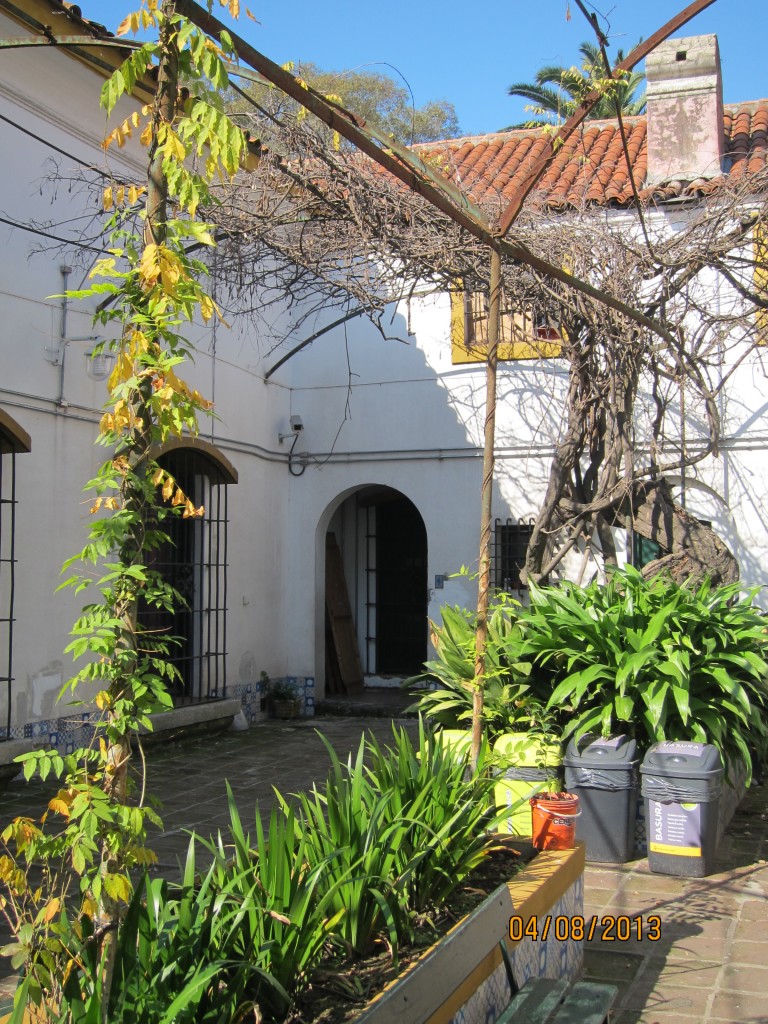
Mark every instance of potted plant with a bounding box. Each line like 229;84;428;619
269;677;303;719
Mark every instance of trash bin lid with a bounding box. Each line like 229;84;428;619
640;740;722;779
494;731;562;767
563;734;638;769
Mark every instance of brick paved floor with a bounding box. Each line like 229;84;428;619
583;780;768;1024
2;718;767;1022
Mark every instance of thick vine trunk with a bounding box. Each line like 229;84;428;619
99;5;178;1015
630;479;739;586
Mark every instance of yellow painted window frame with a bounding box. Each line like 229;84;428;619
450;287;563;364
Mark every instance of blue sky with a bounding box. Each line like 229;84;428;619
93;1;766;137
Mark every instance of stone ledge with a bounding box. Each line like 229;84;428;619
0;739;36;785
139;698;242;745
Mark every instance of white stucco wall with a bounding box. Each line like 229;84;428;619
3;9;768;737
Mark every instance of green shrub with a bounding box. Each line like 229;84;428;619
32;842;268;1024
405;602;549;737
363;721;501;913
284;735;411;958
203;784;344;1019
524;568;768;780
411;568;768;782
282;723;504;959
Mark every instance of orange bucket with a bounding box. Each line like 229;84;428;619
530;792;580;850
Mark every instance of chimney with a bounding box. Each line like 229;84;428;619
645;34;724;185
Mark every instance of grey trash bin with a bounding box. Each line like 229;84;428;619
564;734;638;862
640;741;723;877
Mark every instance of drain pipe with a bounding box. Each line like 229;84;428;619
54;265;100;408
57;265;71;407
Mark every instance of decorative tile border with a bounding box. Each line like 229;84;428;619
355;843;585;1024
1;675;317;755
1;711;96;755
232;676;315;724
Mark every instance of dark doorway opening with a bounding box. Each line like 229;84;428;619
375;496;427;675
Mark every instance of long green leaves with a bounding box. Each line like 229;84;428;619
202;784;343;1018
414;568;768;781
523;567;768;781
279;722;501;960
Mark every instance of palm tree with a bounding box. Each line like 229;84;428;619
504;41;646;129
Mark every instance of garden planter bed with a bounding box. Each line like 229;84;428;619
288;840;585;1024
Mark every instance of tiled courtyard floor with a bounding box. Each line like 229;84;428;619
1;716;767;1022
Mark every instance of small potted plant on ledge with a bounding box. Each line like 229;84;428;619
269;677;303;719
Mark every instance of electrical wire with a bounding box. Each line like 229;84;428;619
0;214;104;253
0;112;98;171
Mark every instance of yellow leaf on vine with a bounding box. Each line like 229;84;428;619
107;350;133;391
191;389;213;411
130;329;150;356
90;257;117;280
162;476;174;501
140;121;152;147
103;186;114;211
47;797;70;818
95;693;111;712
152;467;164;486
90;497;104;514
182;500;205;519
163;129;186;162
200;293;214;323
172;488;186;507
138;243;161;290
43;897;62;922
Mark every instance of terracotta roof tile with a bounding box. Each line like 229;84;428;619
415;103;768;212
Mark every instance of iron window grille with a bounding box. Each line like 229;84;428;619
1;411;30;741
0;450;18;741
140;447;230;706
491;517;534;592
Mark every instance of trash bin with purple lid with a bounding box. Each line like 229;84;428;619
640;741;723;877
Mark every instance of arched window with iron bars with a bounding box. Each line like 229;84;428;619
0;409;31;741
141;439;237;707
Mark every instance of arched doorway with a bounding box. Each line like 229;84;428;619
322;486;428;694
142;439;237;706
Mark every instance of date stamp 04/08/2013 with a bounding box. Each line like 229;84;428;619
508;915;662;943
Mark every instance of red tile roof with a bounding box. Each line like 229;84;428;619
415;102;768;211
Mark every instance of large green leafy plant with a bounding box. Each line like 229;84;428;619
413;568;768;782
406;602;553;738
282;723;502;960
526;568;768;780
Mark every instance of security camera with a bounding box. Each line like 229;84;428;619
279;415;305;444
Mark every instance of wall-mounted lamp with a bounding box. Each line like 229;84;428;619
85;347;115;381
278;414;304;443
